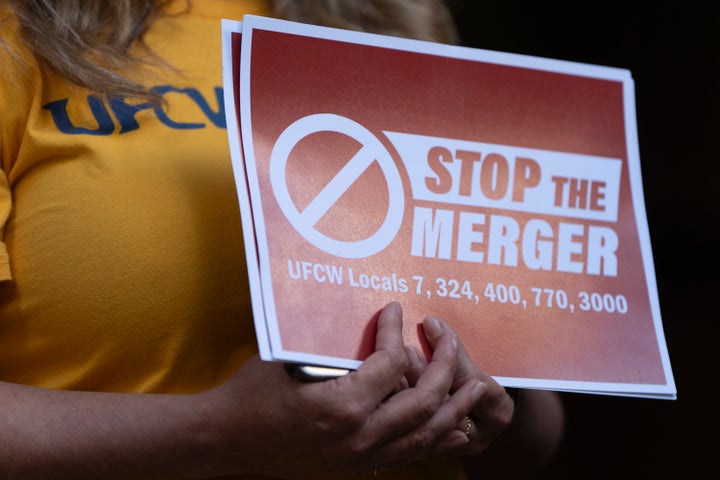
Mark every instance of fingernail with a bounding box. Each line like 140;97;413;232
471;381;487;402
439;431;470;451
424;316;441;335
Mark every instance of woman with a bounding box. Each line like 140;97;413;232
0;1;564;478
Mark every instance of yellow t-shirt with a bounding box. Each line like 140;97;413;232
0;0;271;393
0;1;466;478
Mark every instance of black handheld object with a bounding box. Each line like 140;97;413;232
284;363;351;382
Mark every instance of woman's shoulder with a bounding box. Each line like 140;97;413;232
1;3;24;58
0;4;42;172
0;4;40;99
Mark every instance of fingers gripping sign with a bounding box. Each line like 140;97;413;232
421;315;517;455
333;302;486;472
345;301;413;403
220;303;489;479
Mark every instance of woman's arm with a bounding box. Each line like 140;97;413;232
0;302;485;479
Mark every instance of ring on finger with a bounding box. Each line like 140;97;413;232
464;416;473;440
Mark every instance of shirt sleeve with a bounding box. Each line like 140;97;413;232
0;7;18;281
0;169;12;280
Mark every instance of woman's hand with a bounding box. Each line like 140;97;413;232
408;314;566;475
408;315;516;457
196;301;487;479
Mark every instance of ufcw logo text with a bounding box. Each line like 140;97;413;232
44;86;225;135
287;260;409;293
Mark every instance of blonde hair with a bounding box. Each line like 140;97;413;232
271;0;458;44
1;0;458;100
3;0;174;98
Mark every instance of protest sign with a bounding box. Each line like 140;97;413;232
222;16;676;399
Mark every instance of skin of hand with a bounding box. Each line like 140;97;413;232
195;301;487;479
407;315;516;456
410;315;566;475
0;301;485;479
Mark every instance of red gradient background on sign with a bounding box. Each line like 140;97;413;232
246;29;666;385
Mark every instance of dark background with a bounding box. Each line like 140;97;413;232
447;1;718;477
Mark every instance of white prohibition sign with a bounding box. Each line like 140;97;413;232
270;113;404;258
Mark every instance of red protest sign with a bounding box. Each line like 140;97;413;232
222;16;675;399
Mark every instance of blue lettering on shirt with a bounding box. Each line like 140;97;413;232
43;85;226;135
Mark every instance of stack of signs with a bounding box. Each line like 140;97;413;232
221;15;676;399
